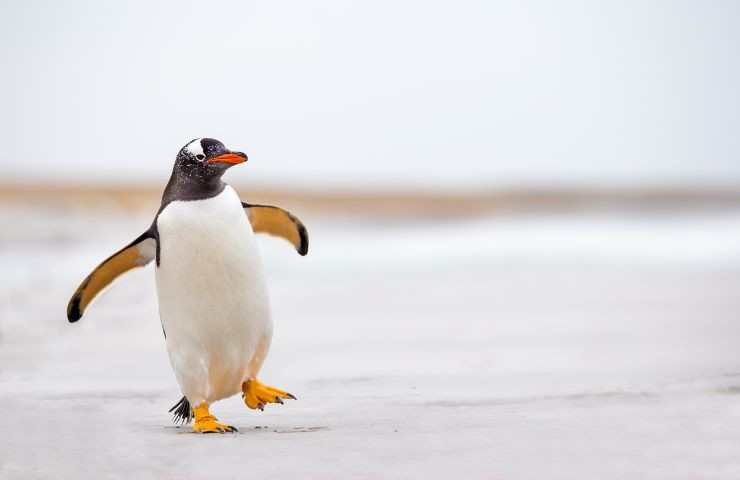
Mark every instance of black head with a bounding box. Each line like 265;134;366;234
174;138;248;181
161;138;248;208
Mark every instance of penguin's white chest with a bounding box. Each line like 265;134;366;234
154;186;272;404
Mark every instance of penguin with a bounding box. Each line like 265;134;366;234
67;138;308;433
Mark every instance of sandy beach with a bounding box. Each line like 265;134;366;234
1;192;739;479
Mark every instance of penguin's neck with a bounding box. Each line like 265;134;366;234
160;167;226;211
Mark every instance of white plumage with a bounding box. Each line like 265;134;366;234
155;185;272;406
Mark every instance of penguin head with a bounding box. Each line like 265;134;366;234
175;138;248;180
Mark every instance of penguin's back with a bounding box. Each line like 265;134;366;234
155;185;272;404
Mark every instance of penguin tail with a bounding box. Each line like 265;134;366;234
169;396;193;425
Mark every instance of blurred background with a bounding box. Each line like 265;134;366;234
1;1;739;479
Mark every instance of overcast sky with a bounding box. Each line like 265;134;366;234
1;1;738;191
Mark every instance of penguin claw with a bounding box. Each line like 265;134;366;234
197;424;238;434
242;379;297;411
192;403;237;434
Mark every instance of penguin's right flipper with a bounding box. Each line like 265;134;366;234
67;229;157;323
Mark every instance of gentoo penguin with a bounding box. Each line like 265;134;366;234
67;138;308;433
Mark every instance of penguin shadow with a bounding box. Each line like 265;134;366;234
163;425;330;435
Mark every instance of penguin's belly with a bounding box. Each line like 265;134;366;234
154;186;272;405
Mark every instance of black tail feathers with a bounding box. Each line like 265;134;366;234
169;396;193;425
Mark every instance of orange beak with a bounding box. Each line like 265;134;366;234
207;152;247;164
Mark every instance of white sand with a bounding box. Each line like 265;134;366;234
1;206;740;479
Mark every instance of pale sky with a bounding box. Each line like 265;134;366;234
1;0;739;190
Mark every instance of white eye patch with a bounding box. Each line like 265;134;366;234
186;138;205;160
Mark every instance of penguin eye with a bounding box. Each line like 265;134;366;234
196;154;206;161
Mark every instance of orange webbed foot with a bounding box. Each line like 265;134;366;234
242;379;296;411
192;402;237;433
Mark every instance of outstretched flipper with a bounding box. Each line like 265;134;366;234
242;203;309;256
67;228;157;322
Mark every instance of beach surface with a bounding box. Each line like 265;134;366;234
1;195;740;479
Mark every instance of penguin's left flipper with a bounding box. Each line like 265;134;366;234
242;203;309;256
67;229;157;323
